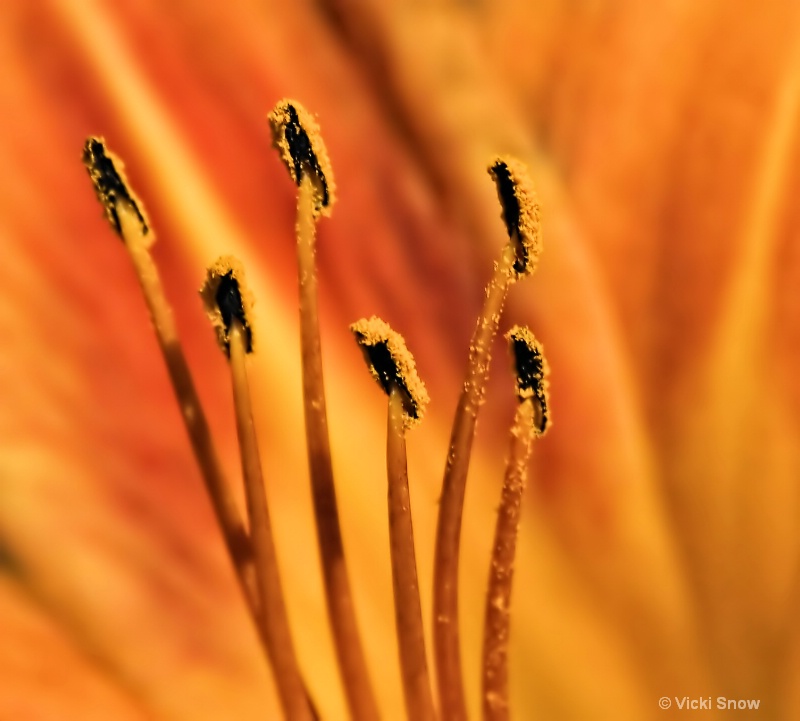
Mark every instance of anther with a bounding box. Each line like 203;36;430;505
82;137;149;240
350;316;429;428
200;256;255;356
507;325;550;436
268;99;335;217
488;156;541;278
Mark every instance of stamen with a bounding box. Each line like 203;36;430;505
270;103;379;721
81;138;258;612
351;318;436;721
200;256;255;356
203;260;313;721
482;328;550;721
83;137;150;240
506;326;550;436
433;155;541;721
268;99;336;217
350;316;429;427
488;157;541;278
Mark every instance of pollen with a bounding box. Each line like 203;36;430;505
268;99;336;217
83;117;552;721
350;316;430;428
488;156;541;278
200;256;255;355
507;325;550;436
82;136;150;243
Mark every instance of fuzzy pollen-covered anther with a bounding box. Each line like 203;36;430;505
200;256;255;356
488;156;541;278
350;316;430;428
507;325;550;436
82;136;150;241
268;99;336;217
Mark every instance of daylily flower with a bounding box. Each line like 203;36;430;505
2;1;800;720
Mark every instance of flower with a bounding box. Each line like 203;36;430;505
2;1;800;720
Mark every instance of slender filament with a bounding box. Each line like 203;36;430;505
229;320;313;721
296;173;380;721
433;242;516;721
386;386;438;721
115;202;258;609
482;398;536;721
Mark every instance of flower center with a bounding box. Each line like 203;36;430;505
83;100;549;721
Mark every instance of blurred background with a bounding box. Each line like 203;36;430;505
1;1;799;719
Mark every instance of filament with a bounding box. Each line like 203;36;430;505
481;399;536;721
387;385;438;721
295;171;379;720
433;242;515;721
224;286;313;720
